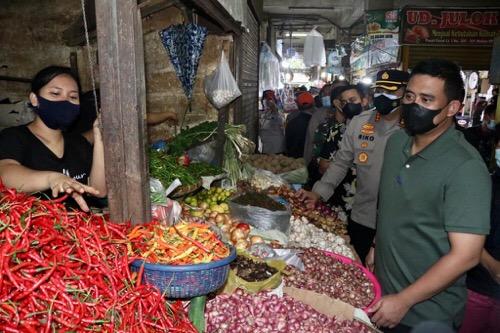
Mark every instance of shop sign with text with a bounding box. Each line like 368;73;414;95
366;9;400;35
402;7;500;45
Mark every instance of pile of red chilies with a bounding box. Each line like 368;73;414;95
0;186;197;333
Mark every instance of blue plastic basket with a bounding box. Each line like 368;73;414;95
130;246;236;298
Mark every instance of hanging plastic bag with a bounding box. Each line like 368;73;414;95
303;28;326;67
204;51;241;109
259;42;282;94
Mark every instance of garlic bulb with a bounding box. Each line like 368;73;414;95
289;216;355;259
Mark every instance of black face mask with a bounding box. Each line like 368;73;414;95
374;94;401;115
342;103;363;119
402;102;447;136
35;95;80;131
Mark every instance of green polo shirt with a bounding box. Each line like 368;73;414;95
375;127;491;328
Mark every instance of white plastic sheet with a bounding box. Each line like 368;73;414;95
259;42;282;94
303;28;326;67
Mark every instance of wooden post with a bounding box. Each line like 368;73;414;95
95;0;151;224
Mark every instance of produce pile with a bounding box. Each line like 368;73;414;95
230;256;278;282
166;122;255;186
188;162;225;179
205;290;373;333
246;154;304;174
0;187;196;332
184;187;234;217
232;191;286;212
284;248;375;309
150;150;224;190
168;121;217;156
127;222;230;265
268;186;347;235
289;216;354;259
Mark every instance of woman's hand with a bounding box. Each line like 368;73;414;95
47;173;100;212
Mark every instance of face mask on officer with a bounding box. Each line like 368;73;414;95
374;93;401;115
401;102;449;136
342;103;363;119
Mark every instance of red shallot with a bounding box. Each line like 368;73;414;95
205;290;373;333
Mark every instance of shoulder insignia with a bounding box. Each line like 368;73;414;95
361;123;375;135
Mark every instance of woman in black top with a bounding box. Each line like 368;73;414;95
0;66;106;211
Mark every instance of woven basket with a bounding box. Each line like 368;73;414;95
131;246;236;298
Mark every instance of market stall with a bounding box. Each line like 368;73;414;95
0;145;382;332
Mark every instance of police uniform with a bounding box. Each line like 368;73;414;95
313;109;402;227
313;70;408;262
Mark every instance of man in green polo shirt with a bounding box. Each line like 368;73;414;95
368;59;491;332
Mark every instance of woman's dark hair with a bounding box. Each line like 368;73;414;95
410;59;465;102
31;66;81;95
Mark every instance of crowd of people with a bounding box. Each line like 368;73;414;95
260;59;499;333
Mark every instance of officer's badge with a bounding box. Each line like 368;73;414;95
382;72;389;80
361;123;375;135
358;152;369;163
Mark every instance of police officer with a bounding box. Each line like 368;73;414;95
298;70;409;263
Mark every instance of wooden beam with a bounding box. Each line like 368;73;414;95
0;76;31;83
64;0;180;47
190;0;242;35
95;0;151;224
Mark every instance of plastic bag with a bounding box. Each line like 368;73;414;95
204;51;241;109
249;167;287;190
303;28;326;67
249;228;289;246
259;42;282;94
271;249;305;271
222;251;286;294
282;85;298;113
150;178;167;204
151;199;182;225
187;140;217;164
229;194;291;235
279;166;308;184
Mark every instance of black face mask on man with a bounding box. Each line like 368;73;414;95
401;102;448;136
35;95;80;131
342;103;363;119
374;93;401;115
